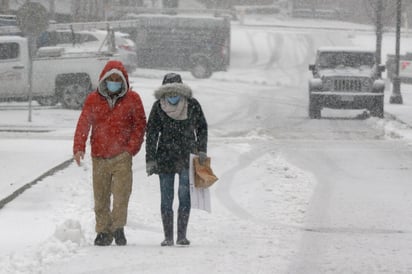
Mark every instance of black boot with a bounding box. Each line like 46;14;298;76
114;228;127;246
176;211;190;246
161;213;174;246
94;232;113;246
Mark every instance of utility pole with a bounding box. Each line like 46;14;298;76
162;0;178;14
390;0;403;104
375;0;383;73
49;0;55;21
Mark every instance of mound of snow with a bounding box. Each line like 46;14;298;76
53;219;85;245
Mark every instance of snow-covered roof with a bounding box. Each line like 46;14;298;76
0;35;26;42
122;13;228;29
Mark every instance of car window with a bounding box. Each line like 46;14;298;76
0;42;19;59
319;52;374;69
79;34;99;43
318;53;336;68
38;30;134;51
116;37;128;45
359;53;375;67
56;32;76;44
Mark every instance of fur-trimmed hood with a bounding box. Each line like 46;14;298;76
154;83;192;100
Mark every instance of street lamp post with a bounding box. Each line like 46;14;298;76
375;0;383;72
390;0;403;104
49;0;55;21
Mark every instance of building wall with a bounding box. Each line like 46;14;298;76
0;0;9;13
290;0;412;27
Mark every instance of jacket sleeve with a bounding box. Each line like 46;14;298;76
145;101;161;163
193;99;208;153
127;93;147;156
73;94;93;154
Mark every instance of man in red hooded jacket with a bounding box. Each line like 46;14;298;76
73;60;146;246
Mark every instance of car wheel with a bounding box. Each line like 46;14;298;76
369;97;384;118
309;95;321;119
59;80;91;109
190;56;212;79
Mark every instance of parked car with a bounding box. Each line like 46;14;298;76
0;14;17;26
308;47;386;119
0;35;113;109
37;29;138;73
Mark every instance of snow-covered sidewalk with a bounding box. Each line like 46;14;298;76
385;84;412;127
0;121;317;274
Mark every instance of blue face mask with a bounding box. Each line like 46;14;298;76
106;81;122;93
166;95;181;105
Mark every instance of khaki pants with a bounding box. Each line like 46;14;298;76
92;152;132;233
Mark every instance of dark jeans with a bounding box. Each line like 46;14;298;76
159;169;191;215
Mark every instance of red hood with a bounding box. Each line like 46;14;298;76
99;60;129;86
98;60;130;100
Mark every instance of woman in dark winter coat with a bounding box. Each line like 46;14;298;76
146;73;208;246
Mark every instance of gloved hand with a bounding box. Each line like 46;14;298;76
146;161;157;176
198;151;207;165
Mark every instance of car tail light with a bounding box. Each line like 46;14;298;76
118;44;135;52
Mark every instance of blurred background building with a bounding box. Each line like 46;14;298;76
0;0;9;13
0;0;411;28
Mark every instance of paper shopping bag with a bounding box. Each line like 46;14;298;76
189;154;211;212
193;156;218;188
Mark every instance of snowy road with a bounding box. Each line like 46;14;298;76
2;19;412;273
270;89;412;272
285;138;412;273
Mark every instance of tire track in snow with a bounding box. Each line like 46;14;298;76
214;143;269;221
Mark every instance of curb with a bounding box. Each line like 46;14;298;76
385;112;412;129
0;158;74;210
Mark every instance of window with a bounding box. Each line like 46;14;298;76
79;34;99;43
56;32;77;44
319;52;375;69
0;42;19;60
